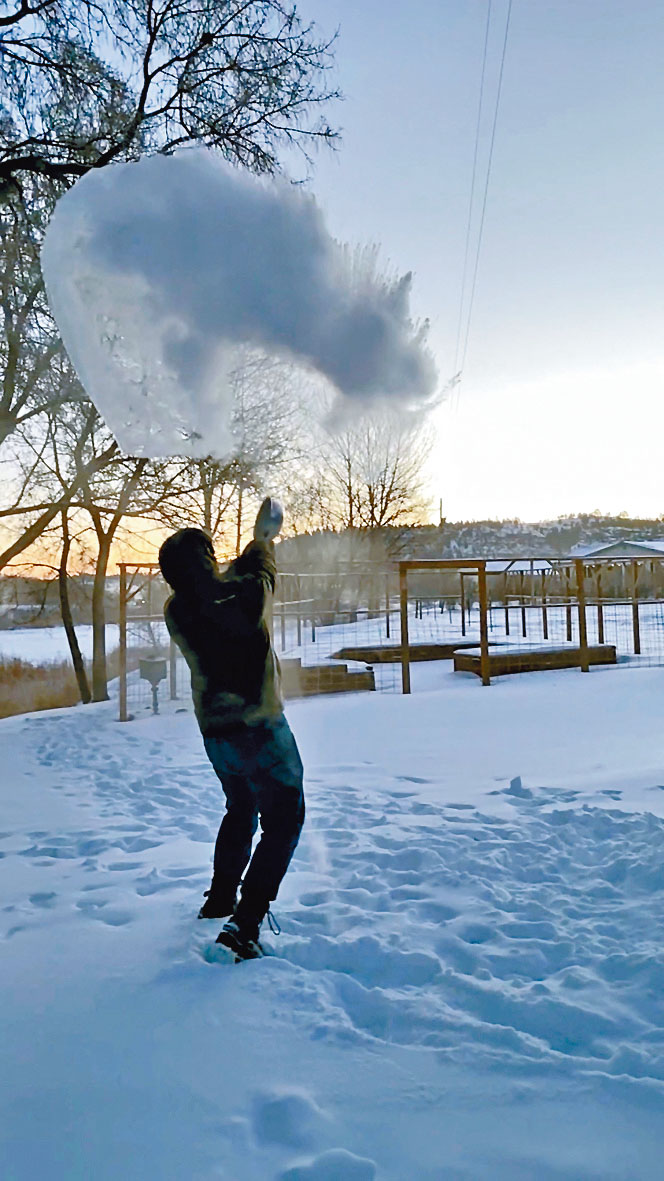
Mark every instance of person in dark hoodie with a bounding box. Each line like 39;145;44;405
158;498;304;960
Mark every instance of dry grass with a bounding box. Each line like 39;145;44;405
0;656;82;719
0;645;164;720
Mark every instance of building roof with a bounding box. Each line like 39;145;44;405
485;559;553;574
572;539;664;558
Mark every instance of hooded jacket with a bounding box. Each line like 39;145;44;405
159;528;282;736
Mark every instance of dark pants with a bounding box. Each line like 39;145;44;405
203;715;305;903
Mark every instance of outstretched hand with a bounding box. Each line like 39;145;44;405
253;497;284;543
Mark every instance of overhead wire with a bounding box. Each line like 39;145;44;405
452;0;493;382
451;0;513;411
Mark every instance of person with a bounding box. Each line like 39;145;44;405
158;498;304;960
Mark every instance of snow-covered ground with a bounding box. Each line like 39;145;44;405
3;662;664;1179
0;624;120;664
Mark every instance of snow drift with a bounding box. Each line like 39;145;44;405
40;151;438;459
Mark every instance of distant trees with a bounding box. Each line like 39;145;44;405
298;406;432;535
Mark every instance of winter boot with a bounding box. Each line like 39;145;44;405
215;890;269;960
198;874;238;920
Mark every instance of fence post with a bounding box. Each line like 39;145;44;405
385;571;391;639
119;564;128;721
460;574;466;636
596;568;604;645
541;569;548;640
565;567;573;641
399;563;411;694
575;559;589;672
632;561;641;654
478;562;490;686
504;572;510;635
169;637;177;700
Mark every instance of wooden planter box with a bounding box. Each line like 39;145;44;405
453;644;617;678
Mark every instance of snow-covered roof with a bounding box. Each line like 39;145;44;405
571;539;664;558
486;559;553;574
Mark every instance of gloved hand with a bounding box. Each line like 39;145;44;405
253;497;284;543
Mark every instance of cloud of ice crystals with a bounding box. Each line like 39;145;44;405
41;150;438;459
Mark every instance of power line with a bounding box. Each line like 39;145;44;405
453;0;493;379
452;0;513;410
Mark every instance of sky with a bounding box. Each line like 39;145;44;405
295;0;664;521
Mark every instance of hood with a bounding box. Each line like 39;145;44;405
158;528;216;594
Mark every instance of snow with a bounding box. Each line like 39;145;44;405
3;664;664;1178
40;152;437;460
0;624;119;664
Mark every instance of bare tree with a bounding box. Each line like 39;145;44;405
0;0;338;570
0;1;338;185
58;505;91;703
303;407;432;533
153;351;307;554
78;456;148;701
0;402;118;569
11;401;185;698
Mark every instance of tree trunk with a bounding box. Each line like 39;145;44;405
91;533;112;702
236;486;243;556
58;510;91;704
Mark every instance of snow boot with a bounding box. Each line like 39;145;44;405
215;891;269;960
198;874;238;920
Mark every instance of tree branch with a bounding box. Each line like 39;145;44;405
0;0;57;28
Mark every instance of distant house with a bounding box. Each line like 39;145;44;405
571;539;664;560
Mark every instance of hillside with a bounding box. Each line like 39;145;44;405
278;514;664;569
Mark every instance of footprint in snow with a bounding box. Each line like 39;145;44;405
277;1148;376;1181
29;892;57;909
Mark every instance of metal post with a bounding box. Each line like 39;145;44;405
504;572;510;635
520;572;526;637
169;638;177;699
296;576;302;646
385;572;391;639
575;559;589;672
632;561;641;654
596;569;604;645
565;567;573;641
399;563;411;694
460;574;466;636
119;564;128;721
478;562;490;686
541;570;548;640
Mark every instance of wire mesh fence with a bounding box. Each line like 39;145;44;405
118;564;176;720
272;569;400;696
117;562;402;721
398;556;664;686
117;554;664;717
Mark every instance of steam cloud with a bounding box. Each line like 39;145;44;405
41;150;438;459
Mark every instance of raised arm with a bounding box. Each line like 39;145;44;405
217;498;283;619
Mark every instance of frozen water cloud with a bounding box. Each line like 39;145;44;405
41;150;438;459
